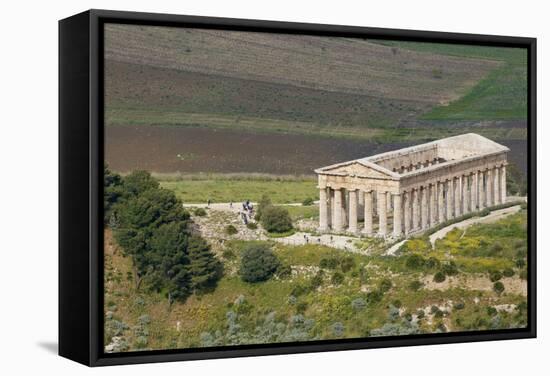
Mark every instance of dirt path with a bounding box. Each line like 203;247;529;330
183;201;310;213
429;205;522;247
272;231;368;254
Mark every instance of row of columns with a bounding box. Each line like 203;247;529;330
319;165;506;237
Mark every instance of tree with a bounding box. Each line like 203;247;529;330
123;170;159;197
239;244;280;283
104;165;125;224
187;236;223;293
261;206;293;233
255;194;272;221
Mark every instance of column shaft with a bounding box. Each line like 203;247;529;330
333;188;343;231
500;165;507;204
319;188;328;231
487;169;494;207
393;194;403;236
454;176;461;217
493;167;501;205
377;191;387;236
471;172;478;212
430;184;437;226
421;187;428;229
363;191;373;235
348;190;358;233
404;191;411;235
446;179;454;219
479;171;486;209
437;181;444;223
412;189;420;230
462;175;469;214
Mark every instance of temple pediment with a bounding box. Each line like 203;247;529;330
315;160;398;179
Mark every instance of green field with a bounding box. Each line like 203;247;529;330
373;41;528;121
160;178;318;204
104;209;528;351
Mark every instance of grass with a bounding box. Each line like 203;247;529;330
372;41;527;121
160;177;318;204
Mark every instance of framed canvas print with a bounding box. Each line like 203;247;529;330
59;9;536;366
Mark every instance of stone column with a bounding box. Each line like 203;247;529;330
393;193;403;236
412;188;420;230
446;179;454;219
486;169;493;207
430;183;437;226
462;175;469;214
437;181;445;223
471;172;478;212
377;191;387;236
333;188;343;232
493;166;501;205
500;165;507;204
319;187;328;231
363;191;373;235
479;170;486;209
387;191;392;214
341;189;348;227
404;191;411;235
454;176;461;217
421;186;428;229
348;189;358;233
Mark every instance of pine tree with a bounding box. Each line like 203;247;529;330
187;236;223;293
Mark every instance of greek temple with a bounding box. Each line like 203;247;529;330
314;133;509;237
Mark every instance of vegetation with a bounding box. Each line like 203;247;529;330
239;243;281;283
160;178;317;204
105;169;222;304
260;206;293;233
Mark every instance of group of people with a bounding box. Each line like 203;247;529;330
239;200;254;224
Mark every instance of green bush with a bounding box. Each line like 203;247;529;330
276;263;292;279
239;244;280;283
442;261;459;276
340;256;356;273
489;271;502;282
246;222;258;230
502;268;515;277
331;272;344;285
453;302;465;310
379;278;392;292
194;207;207;216
433;271;446;283
405;254;425;269
487;306;498;316
225;225;238;235
261;206;293;233
319;257;339;269
302;197;314;206
310;271;324;289
408;280;424;291
493;281;505;294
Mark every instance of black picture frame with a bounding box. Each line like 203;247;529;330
59;9;537;367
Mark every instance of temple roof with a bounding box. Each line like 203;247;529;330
315;133;509;178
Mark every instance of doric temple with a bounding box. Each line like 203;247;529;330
314;133;509;238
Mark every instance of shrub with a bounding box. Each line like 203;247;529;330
489;271;502;282
239;244;280;283
416;310;425;319
319;257;339;269
379;278;392;292
453;302;465;310
194;207;207;216
331;272;344;285
405;254;425;269
332;322;345;337
366;290;383;304
502;268;515;277
276;263;292;279
425;257;441;269
433;271;446;283
351;298;367;311
442;261;459;276
515;259;526;268
340;256;356;273
493;281;505;295
408;280;424;291
225;225;238;235
246;222;258;230
296;302;308;314
487;306;498;316
261;206;293;233
255;194;272;221
302;197;314;206
392;299;402;309
310;271;324;289
222;249;236;260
